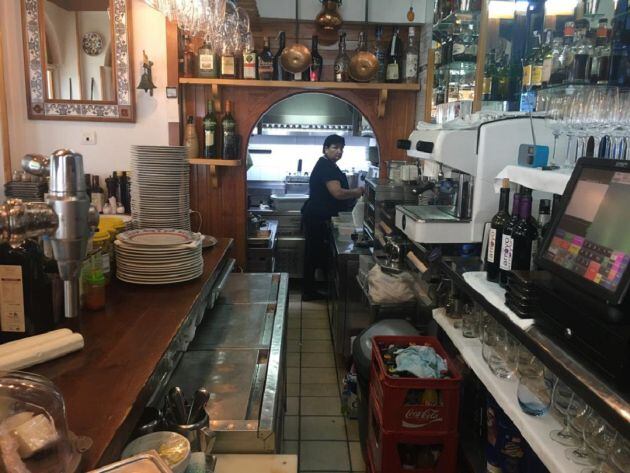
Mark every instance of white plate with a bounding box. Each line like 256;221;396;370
116;269;203;285
116;229;199;246
202;235;218;248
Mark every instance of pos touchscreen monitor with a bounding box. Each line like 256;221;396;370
537;158;630;306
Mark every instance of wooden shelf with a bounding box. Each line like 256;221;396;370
179;77;420;92
189;158;242;166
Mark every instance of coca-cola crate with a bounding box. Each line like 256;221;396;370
368;399;458;473
370;336;461;434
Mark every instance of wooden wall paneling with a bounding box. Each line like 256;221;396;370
0;30;11;184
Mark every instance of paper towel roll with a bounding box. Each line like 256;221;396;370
0;329;73;357
0;333;85;371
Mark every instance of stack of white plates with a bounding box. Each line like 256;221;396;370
114;229;203;285
130;145;190;230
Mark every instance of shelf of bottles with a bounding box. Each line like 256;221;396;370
479;0;628;114
430;1;485;120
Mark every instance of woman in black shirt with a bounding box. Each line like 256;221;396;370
301;134;364;301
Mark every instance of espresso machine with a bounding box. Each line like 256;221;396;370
396;117;556;244
0;149;99;319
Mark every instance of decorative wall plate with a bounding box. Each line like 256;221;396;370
82;32;104;56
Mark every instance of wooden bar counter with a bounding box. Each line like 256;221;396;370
31;238;234;469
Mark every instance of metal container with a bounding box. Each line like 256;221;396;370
386;160;407;182
88;452;172;472
270;194;309;212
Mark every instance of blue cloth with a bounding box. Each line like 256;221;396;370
394;345;447;378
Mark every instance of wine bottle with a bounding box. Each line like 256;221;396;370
309;35;323;81
258;37;274;80
499;192;522;287
242;33;257;80
541;30;554;86
202;99;218;158
183;34;195;78
485;179;511;283
571;20;593;84
559;22;576;83
530;31;544;89
386;26;403;83
91;175;105;213
373;26;387;82
183;116;199;160
273;31;288;81
334;32;350;82
608;0;630;87
404;27;419;83
222;101;238;160
197;35;218;78
511;189;539;272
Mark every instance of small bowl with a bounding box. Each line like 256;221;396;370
122;431;190;473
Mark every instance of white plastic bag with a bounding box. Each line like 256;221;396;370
352;196;365;228
367;265;416;304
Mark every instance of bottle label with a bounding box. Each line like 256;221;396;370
199;53;215;72
386;63;399;80
334;62;347;81
434;49;442;65
499;235;514;271
483;77;492;95
102;253;110;274
522;65;532;87
243;53;257;79
542;58;552;83
405;54;418;80
258;59;273;79
487;229;497;263
294;72;302;81
531;65;543;86
0;265;26;333
221;56;235;76
205;130;214;147
530;239;538;270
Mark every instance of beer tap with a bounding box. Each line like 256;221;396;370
0;149;99;319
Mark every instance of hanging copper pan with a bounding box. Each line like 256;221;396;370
281;43;312;74
315;0;343;45
349;51;378;82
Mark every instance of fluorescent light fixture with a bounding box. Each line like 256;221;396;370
488;0;516;19
515;1;530;14
545;0;579;15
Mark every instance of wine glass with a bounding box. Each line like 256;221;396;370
610;91;630;160
586;87;619;158
516;349;551;416
610;436;630;472
549;380;580;447
565;398;595;466
540;91;563;167
579;415;618;473
482;320;517;379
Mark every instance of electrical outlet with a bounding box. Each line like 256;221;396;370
82;132;97;145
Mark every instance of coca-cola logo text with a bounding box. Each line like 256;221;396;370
401;407;443;429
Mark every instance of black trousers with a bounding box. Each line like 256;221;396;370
302;215;330;295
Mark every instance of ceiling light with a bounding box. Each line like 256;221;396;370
488;0;516;20
545;0;579;16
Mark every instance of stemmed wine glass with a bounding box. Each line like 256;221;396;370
579;415;619;473
585;87;620;158
609;91;630;160
540;91;564;168
549;380;580;447
565;397;595;466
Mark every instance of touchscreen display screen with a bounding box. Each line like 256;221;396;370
543;168;630;293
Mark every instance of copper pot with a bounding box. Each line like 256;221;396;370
315;0;343;45
349;51;378;82
281;44;312;74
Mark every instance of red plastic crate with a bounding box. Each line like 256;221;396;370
368;398;458;473
370;336;461;434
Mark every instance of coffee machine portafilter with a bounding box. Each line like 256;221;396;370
0;149;99;319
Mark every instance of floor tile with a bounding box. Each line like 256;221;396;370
288;307;302;317
287;383;299;396
346;419;360;441
301;309;329;320
283;440;298;455
349;441;365;471
302;317;329;329
287;353;300;368
301;367;338;384
287;367;300;384
300;416;347;441
287;339;300;353
301;300;328;311
300;441;350;471
300;396;342;416
301;340;334;353
287;327;301;340
287;397;299;416
284;416;299;440
301;352;336;368
302;328;331;341
300;383;339;397
287;317;301;329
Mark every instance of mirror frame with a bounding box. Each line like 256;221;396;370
21;0;135;122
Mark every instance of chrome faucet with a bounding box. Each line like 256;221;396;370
0;149;99;319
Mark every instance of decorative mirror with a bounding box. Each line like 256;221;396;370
21;0;134;122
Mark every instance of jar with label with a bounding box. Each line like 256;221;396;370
91;229;112;284
83;269;106;311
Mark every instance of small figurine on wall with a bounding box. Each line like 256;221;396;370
137;50;157;96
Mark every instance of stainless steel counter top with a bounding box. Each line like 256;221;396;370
332;229;371;259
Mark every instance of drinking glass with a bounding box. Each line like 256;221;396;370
516;348;551;416
462;303;481;338
549;380;580;446
610;436;630;473
482;318;517;379
579;415;618;473
609;91;630;160
565;398;595;466
586;87;620;158
540;92;564;167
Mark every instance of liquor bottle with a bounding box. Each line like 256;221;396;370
542;194;562;239
559;21;576;83
590;19;611;84
220;42;236;79
257;37;274;80
0;240;54;343
334;32;350;82
486;179;511;283
222;100;238;160
242;33;257;80
570;20;593;84
197;35;218;78
183;34;195;78
202;100;218;159
404;27;419;83
273;31;288;81
483;50;496;101
541;30;554;86
511;189;539;272
608;0;630;87
530;31;544;90
183;116;199;160
521;35;535;90
309;35;323;81
373;26;387;82
91;176;105;213
549;37;566;85
499;192;522;287
537;199;551;243
385;27;403;83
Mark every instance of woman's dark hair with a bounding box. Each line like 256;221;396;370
322;134;345;153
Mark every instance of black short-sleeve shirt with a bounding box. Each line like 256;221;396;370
303;156;349;219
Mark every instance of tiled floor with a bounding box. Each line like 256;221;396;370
284;290;366;473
